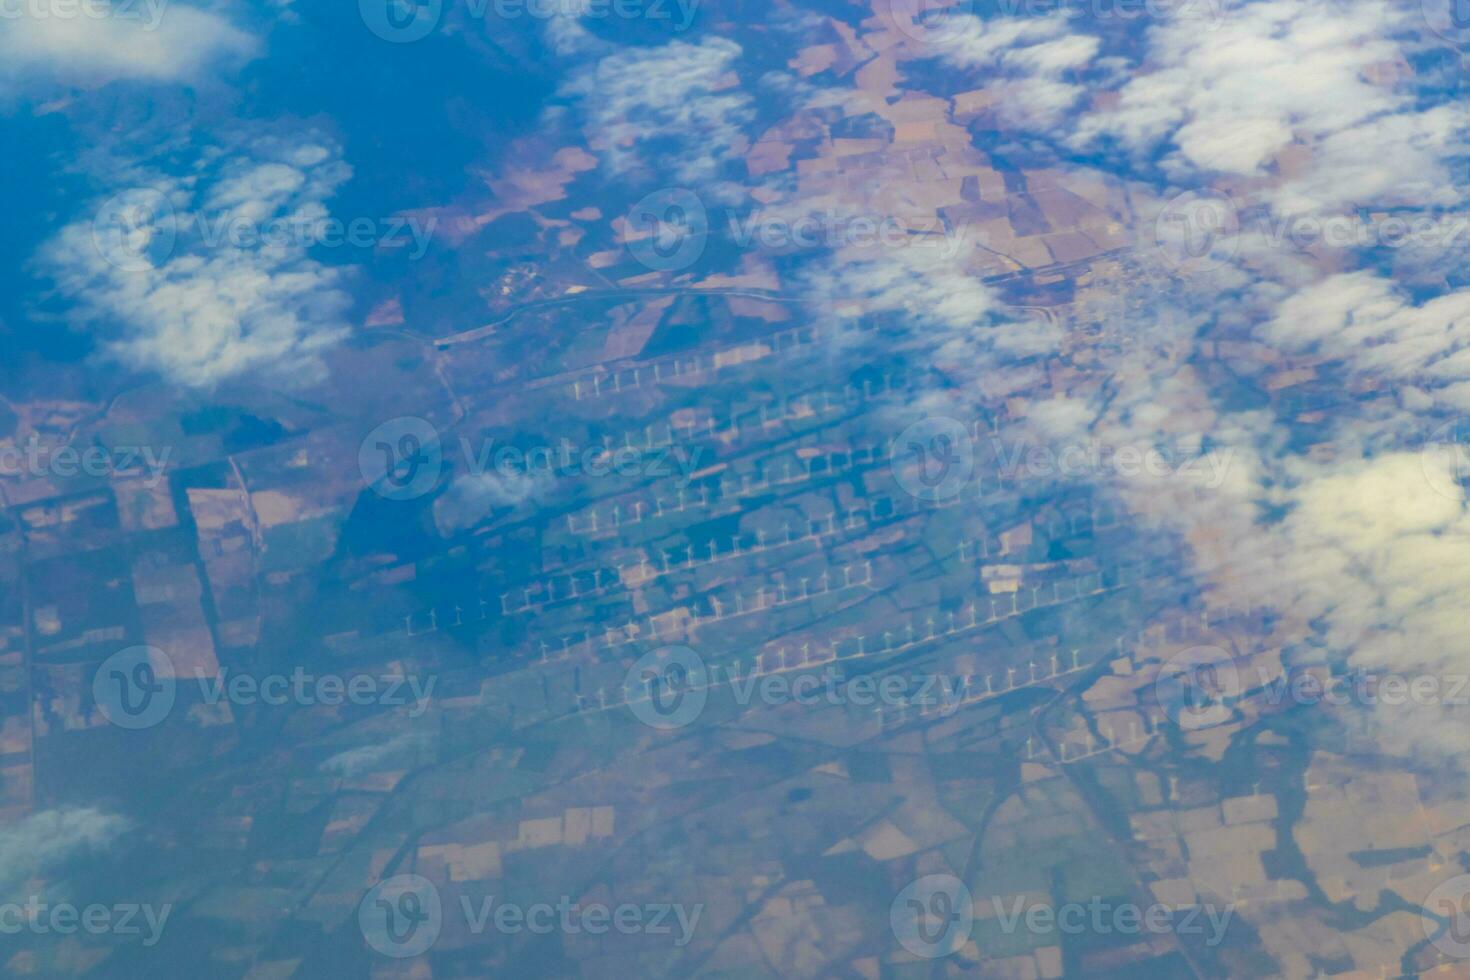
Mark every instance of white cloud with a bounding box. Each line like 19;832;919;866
1232;453;1470;756
0;807;129;897
321;731;432;777
0;2;257;86
1031;262;1470;763
929;13;1100;127
807;247;998;331
1263;272;1470;410
1075;0;1398;169
802;245;1059;370
432;467;554;534
42;136;354;387
560;37;753;186
1074;0;1470;212
1271;105;1470;214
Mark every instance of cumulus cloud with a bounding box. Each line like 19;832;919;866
1075;0;1397;172
929;13;1101;127
432;466;555;534
802;243;1058;373
0;807;129;897
1263;272;1470;410
41;136;354;387
321;731;432;777
1033;254;1470;763
1273;106;1470;215
0;1;257;86
1228;453;1470;755
1074;0;1470;212
807;247;996;329
560;37;753;186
